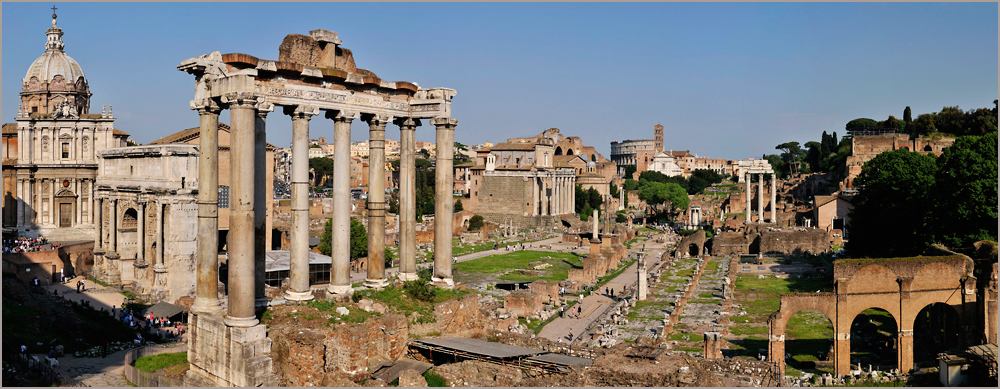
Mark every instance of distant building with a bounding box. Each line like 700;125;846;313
4;14;131;232
610;124;663;177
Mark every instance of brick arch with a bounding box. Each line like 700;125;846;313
767;256;975;377
846;264;898;294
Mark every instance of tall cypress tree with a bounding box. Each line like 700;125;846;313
903;106;912;124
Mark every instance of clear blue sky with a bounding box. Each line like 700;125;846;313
4;2;996;160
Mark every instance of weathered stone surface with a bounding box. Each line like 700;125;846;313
324;313;408;377
503;290;543;318
431;360;523;387
397;369;428;387
432;294;492;338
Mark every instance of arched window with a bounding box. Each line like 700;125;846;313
122;208;138;230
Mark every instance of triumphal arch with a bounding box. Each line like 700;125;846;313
178;29;457;386
767;255;979;377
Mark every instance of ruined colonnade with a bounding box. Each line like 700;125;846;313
530;173;575;216
743;171;776;224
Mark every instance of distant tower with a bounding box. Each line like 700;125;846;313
654;124;664;152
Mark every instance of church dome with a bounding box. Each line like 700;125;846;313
24;14;86;85
24;49;86;85
20;12;92;116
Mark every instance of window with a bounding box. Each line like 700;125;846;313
62;143;70;159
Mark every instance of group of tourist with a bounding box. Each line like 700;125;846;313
3;236;58;253
116;306;185;343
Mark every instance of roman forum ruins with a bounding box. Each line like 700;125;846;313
176;29;457;386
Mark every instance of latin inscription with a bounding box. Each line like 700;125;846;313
260;86;412;111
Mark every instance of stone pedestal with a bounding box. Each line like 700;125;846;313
105;251;122;284
637;258;648;301
184;313;278;387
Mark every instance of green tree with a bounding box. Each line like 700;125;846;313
846;150;938;257
309;157;334;185
903;106;912;124
963;107;998;136
454;199;464;212
575;184;588;214
624;165;637;179
587;187;603;211
384;247;395;267
319;219;333;256
845;118;879;135
638;170;669;184
805;141;822;172
935;106;965;135
467;215;484;231
930;132;998;248
591;154;598;162
623;179;639;191
909;113;936;136
349;218;368;260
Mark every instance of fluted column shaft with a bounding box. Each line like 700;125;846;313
286;106;317;302
193;101;223;314
757;173;764;223
224;94;259;327
254;104;272;309
365;115;390;288
770;174;777;224
745;173;751;223
432;117;457;288
397;119;419;281
328;111;356;297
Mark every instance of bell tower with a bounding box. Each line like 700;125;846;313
654;124;663;152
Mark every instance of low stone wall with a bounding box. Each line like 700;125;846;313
759;228;828;255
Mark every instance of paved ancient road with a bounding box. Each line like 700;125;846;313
537;236;668;345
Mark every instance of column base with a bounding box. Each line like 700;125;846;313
284;290;314;302
327;284;353;297
397;272;419;282
364;278;389;290
224;315;259;328
431;277;454;289
190;297;224;316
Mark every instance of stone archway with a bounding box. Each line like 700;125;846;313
912;302;961;365
768;255;977;376
849;307;898;372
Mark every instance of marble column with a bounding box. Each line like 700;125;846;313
93;197;105;276
531;177;538;216
285;105;318;302
137;202;145;262
744;173;751;223
396;118;419;282
153;202;167;297
107;198;121;283
431;117;457;288
192;99;223;314
223;92;259;328
757;173;764;224
254;102;273;309
540;179;548;216
365;114;390;289
327;110;356;298
770;174;777;224
75;180;82;226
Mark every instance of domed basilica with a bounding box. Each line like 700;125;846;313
3;11;130;231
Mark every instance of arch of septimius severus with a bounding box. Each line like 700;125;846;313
178;29;456;386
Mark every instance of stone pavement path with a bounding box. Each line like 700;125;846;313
537;237;668;344
44;276;131;313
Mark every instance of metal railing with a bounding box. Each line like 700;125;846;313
122;343;188;387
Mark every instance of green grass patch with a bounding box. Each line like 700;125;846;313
666;332;702;342
132;352;187;373
424;370;447;387
730;324;768;336
734;275;832;322
705;260;720;272
698;293;717;299
454;250;582;283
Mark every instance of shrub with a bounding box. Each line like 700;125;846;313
403;280;436;302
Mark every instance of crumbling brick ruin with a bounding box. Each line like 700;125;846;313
767;255;980;376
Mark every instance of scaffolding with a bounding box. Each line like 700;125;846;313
408;337;592;377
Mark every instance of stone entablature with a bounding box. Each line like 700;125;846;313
97;145;199;193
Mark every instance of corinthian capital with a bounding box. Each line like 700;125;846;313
394;117;421;129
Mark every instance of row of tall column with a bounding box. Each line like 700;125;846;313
531;175;574;216
743;172;777;224
92;197;167;290
189;94;458;327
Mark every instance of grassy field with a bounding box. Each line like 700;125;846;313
133;352;187;373
732;275;836;374
453;250;582;283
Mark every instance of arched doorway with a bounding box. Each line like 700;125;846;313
784;309;835;375
566;149;574;156
850;308;898;371
555;146;563;155
912;303;961;366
